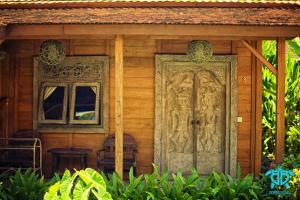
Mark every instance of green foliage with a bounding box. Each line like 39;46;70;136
286;125;300;155
281;154;300;200
288;38;300;56
101;165;263;200
0;166;269;200
289;168;300;200
0;172;11;200
0;181;10;200
0;169;56;200
261;39;300;199
262;38;300;156
282;154;300;170
44;168;112;200
255;175;274;200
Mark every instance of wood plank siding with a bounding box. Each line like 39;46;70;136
3;38;255;176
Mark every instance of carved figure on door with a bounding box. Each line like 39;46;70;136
167;72;194;154
196;71;223;153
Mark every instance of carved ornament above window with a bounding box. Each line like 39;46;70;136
41;63;102;81
39;40;66;66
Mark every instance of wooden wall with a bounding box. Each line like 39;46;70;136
2;38;254;176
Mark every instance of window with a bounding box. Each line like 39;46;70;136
70;83;100;124
33;56;109;133
38;84;67;124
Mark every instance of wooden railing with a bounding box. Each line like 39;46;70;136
0;97;9;140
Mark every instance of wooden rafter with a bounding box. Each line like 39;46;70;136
275;38;286;164
242;40;277;76
114;35;124;178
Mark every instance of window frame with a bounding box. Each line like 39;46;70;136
33;56;109;134
69;82;101;125
38;82;68;124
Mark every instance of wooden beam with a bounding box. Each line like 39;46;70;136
252;41;263;176
242;40;277;76
275;38;286;164
56;25;300;38
148;36;280;41
5;24;300;39
114;35;124;178
1;34;281;41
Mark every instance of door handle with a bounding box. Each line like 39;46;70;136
191;120;200;125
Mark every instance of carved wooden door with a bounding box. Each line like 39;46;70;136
155;55;237;176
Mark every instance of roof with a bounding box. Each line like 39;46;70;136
0;0;299;8
0;7;299;26
0;0;298;3
0;0;299;27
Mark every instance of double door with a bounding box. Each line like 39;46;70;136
155;55;237;176
166;69;225;175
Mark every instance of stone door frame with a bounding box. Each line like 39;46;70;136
154;54;238;176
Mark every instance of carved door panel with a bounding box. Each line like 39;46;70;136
165;71;195;174
194;70;226;175
155;55;237;176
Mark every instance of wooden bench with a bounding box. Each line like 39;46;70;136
96;133;137;176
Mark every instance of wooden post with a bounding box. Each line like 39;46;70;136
114;35;124;178
254;41;263;176
275;38;286;164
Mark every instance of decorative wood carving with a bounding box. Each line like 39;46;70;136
42;63;102;80
39;57;104;82
187;40;213;63
39;40;65;66
155;55;237;176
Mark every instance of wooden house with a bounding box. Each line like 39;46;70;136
0;0;299;178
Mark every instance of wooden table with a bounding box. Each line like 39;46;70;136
48;147;91;174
